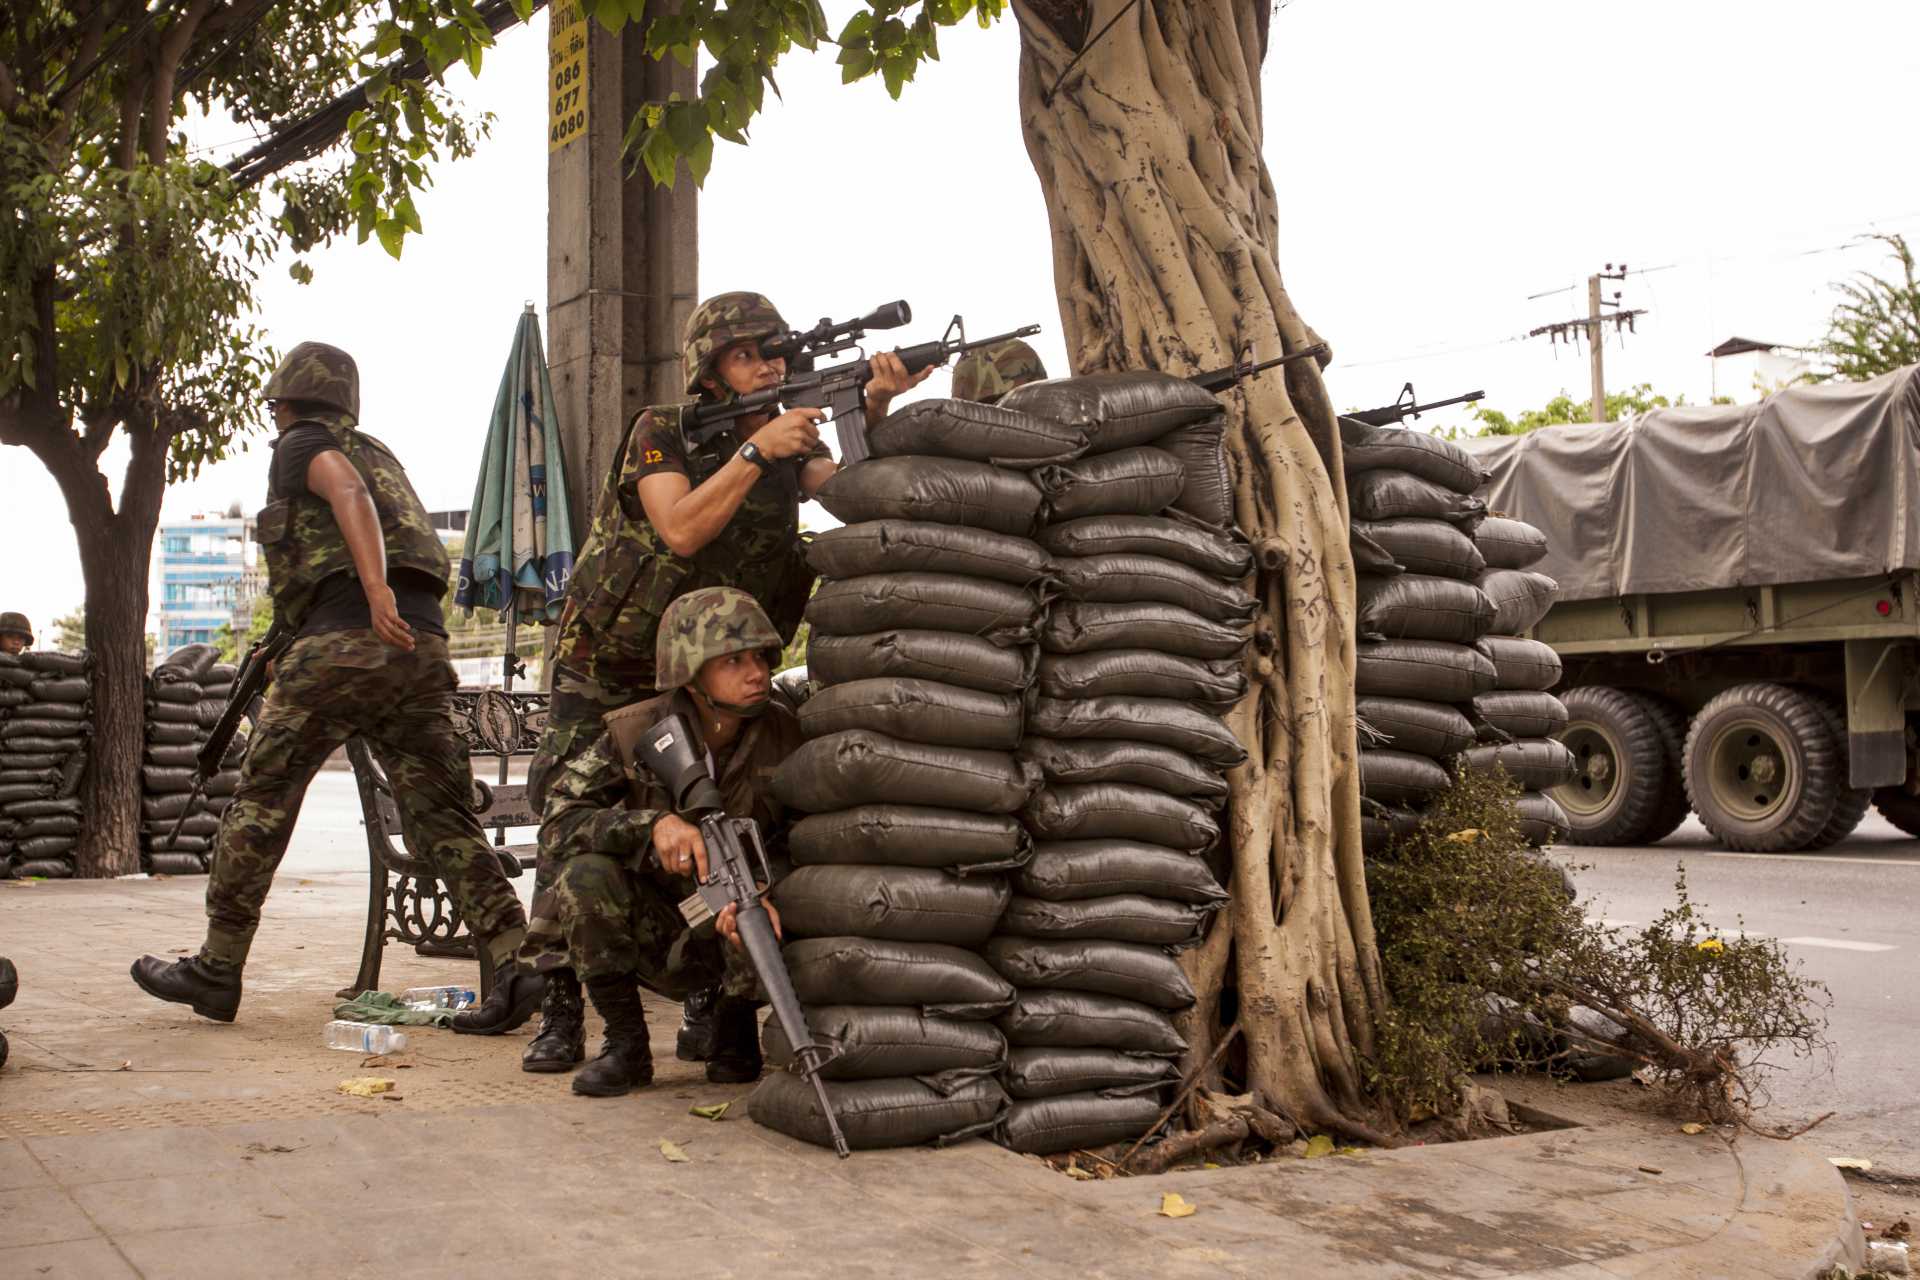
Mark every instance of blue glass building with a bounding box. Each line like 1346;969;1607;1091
150;515;255;657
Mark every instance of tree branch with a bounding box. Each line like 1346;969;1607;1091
0;55;18;113
225;0;545;191
147;0;220;162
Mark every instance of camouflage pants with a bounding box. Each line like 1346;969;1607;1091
200;630;526;970
526;654;654;895
520;852;756;1000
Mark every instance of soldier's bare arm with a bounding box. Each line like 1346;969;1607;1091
799;455;838;499
305;451;415;651
637;407;824;557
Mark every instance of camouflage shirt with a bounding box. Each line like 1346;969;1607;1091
541;687;804;870
553;406;826;676
253;409;450;631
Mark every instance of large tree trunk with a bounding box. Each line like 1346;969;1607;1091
33;417;170;879
1013;0;1390;1140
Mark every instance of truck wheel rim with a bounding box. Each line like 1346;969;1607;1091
1557;722;1621;819
1706;717;1794;823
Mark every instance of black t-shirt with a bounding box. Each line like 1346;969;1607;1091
269;424;448;639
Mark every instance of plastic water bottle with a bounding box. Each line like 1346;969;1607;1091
398;984;477;1011
324;1020;409;1054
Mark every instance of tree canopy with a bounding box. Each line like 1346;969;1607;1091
1468;384;1683;436
1814;232;1920;383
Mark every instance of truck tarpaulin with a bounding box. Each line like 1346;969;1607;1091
1462;366;1920;602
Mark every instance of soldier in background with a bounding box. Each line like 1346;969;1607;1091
950;338;1048;405
0;613;32;655
518;292;928;1075
523;587;799;1096
129;343;538;1034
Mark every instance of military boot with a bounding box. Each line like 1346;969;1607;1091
521;970;586;1073
450;956;543;1036
705;996;763;1085
129;954;242;1023
676;984;722;1062
573;975;654;1098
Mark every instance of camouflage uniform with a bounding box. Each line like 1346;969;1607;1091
199;343;526;972
526;293;824;876
520;587;798;999
950;338;1048;404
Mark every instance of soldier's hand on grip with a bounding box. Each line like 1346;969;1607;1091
864;350;935;403
653;813;710;882
748;407;826;460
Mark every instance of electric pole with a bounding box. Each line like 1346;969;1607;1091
1529;264;1645;423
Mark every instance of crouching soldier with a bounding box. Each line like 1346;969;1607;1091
522;587;799;1097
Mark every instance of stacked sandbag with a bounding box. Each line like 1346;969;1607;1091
988;372;1250;1156
1463;517;1573;848
1342;418;1498;851
757;397;1086;1151
1343;416;1575;853
140;643;241;875
0;650;94;878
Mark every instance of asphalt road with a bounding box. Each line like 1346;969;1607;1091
1545;811;1920;1180
271;770;1917;1178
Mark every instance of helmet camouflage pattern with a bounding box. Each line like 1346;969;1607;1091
951;339;1047;404
654;586;783;690
264;342;360;422
0;611;32;642
682;292;788;396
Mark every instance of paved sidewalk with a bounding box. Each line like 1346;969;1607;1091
0;872;1866;1278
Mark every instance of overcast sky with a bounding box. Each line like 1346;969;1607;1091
6;0;1918;634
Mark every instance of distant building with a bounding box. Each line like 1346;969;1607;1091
151;514;256;658
1706;337;1813;401
428;509;468;546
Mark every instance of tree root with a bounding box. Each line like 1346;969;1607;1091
1130;1115;1250;1175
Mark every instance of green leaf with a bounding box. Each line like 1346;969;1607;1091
685;133;714;185
375;218;405;259
394;194;422;234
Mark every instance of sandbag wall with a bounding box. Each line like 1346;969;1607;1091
990;373;1250;1157
0;651;93;878
1343;420;1573;850
756;399;1072;1151
140;643;241;875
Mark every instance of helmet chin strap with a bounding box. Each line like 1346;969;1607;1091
691;681;770;722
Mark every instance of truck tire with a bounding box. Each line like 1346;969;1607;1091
1683;683;1841;853
1871;786;1920;837
1617;690;1691;843
1802;694;1871;850
1554;687;1671;846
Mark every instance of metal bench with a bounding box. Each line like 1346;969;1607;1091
341;688;548;1000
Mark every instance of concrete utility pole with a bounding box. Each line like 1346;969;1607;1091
1529;264;1644;424
546;0;699;534
1586;273;1607;424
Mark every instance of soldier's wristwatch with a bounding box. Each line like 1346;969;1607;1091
736;442;773;473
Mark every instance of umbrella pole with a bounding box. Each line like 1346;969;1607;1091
497;599;515;836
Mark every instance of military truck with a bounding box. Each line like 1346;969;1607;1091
1464;366;1920;851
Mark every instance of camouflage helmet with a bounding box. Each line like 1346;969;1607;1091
654;586;783;690
0;612;31;643
951;339;1047;404
682;292;788;397
264;342;360;422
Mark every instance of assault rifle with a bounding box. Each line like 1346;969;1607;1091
160;621;293;850
635;713;851;1158
1189;341;1330;394
685;312;1043;466
761;300;912;370
1347;382;1486;427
